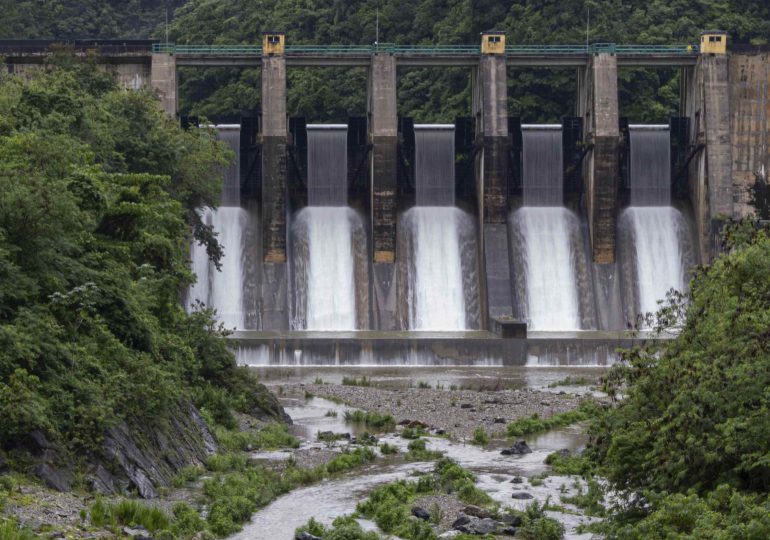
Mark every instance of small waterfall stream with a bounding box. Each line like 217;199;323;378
510;125;588;331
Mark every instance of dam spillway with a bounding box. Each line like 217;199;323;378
619;125;694;325
401;125;480;331
510;125;591;331
291;125;366;331
187;125;255;330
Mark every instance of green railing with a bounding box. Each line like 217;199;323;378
152;42;699;57
153;43;262;54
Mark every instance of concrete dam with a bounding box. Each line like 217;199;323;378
7;32;767;365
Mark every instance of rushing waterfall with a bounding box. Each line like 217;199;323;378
187;126;250;329
620;125;693;324
510;125;587;331
401;125;478;330
291;125;364;331
406;207;467;330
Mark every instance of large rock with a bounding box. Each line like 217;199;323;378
462;505;491;519
511;492;534;500
455;516;499;535
296;533;322;540
33;463;73;492
412;506;430;520
501;440;532;455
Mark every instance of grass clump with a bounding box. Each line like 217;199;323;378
343;410;396;430
379;442;398;455
324;409;338;417
215;423;298;452
171;465;205;488
0;519;36;540
470;426;489;446
342;376;372;387
506;400;599;437
519;500;565;540
401;426;427;439
547;376;591;388
89;498;170;532
544;451;595;476
405;438;444;461
560;478;605;517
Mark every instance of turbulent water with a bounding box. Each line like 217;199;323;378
511;207;582;330
511;125;588;331
622;126;692;322
294;207;357;330
405;207;468;330
620;207;688;318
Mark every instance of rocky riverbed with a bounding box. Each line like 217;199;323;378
282;383;585;439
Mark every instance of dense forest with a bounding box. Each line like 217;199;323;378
3;0;770;121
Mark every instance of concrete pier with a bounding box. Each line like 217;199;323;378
369;54;399;330
260;53;289;329
150;53;177;115
578;53;620;264
475;53;514;326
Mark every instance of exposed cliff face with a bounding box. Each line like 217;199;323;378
18;380;289;498
95;402;217;498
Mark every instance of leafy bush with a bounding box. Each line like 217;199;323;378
507;400;599;437
405;438;443;461
471;426;489;446
343;410;396;430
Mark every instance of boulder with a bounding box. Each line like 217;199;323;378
451;513;471;528
501;526;518;535
510;476;524;484
411;506;430;520
502;514;523;527
462;505;491;519
511;492;534;500
493;417;506;424
456;517;498;535
500;440;532;455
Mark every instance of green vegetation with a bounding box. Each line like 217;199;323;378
570;224;770;537
404;438;443;462
215;423;299;452
0;519;36;540
470;426;489;446
544;452;595;477
343;410;396;431
324;409;338;417
506;400;599;437
547;376;591;388
518;500;565;540
379;442;398;455
341;375;372;387
89;498;170;532
0;61;280;468
400;426;428;439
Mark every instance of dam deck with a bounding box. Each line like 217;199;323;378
1;41;699;67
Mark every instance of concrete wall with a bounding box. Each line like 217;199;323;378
150;53;177;115
578;53;619;265
368;54;399;330
683;54;733;260
730;53;770;218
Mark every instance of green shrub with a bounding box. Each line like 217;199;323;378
405;438;443;461
326;447;376;474
343;410;396;430
507;401;599;438
0;519;36;540
172;465;205;487
88;498;169;532
471;426;489;446
379;442;398;455
342;376;372;387
401;426;427;439
519;500;565;540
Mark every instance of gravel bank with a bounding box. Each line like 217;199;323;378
286;384;584;439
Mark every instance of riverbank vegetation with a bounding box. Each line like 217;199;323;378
579;223;770;537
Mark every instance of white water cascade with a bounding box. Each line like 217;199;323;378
298;207;357;330
621;125;690;321
187;125;248;329
621;207;686;317
404;124;472;331
511;125;583;331
406;207;467;330
293;125;359;331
